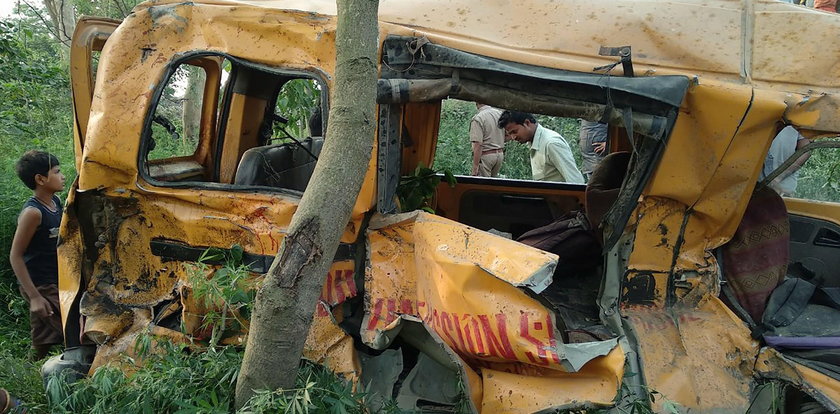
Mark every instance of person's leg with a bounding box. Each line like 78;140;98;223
490;153;503;177
477;155;492;177
33;345;53;361
27;284;64;361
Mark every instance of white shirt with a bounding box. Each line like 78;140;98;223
528;125;585;183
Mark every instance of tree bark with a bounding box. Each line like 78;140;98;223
234;0;379;408
42;0;76;46
182;66;205;145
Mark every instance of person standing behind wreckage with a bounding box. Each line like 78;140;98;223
470;103;506;177
579;120;609;181
498;110;585;183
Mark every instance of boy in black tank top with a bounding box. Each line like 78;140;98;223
9;150;66;360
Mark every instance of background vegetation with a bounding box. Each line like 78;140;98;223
0;12;74;410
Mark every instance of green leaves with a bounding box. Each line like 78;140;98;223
187;245;256;347
237;364;367;414
46;343;245;413
609;370;686;414
0;15;76;413
0;19;70;146
273;79;321;139
794;141;840;203
396;163;456;213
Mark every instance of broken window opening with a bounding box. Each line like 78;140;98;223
376;35;687;250
373;38;689;347
139;53;327;195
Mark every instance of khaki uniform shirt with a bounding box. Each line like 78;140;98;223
470;106;505;152
529;125;585;183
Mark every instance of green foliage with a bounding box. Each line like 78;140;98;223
273;79;321;139
432;99;582;180
147;64;204;160
794;142;840;203
238;363;368;414
397;164;456;213
186;245;255;347
73;0;145;19
0;16;75;399
0;347;48;411
47;340;243;413
433;99;474;176
605;371;683;414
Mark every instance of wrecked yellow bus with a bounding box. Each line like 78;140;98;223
50;0;840;412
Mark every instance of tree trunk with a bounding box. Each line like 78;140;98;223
42;0;76;46
234;0;379;408
182;66;205;145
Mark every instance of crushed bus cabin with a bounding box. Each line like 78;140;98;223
49;0;840;412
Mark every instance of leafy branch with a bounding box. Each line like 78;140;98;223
396;164;456;213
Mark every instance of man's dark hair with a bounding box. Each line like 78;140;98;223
16;150;59;190
308;105;323;137
498;111;537;129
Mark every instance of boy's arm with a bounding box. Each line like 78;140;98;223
9;207;54;318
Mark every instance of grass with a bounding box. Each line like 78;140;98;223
45;338;368;414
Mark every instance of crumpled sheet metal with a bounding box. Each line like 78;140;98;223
755;348;840;410
303;260;360;380
622;298;760;413
85;258;360;373
302;301;361;380
638;83;787;273
56;184;84;332
618;81;840;412
365;211;623;412
480;346;625;413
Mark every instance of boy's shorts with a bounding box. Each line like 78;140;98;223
20;284;64;346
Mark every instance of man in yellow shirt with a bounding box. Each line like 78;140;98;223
498;111;584;183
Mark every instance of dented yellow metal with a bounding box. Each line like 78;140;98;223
58;0;840;412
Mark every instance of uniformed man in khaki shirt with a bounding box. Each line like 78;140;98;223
470;103;506;177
